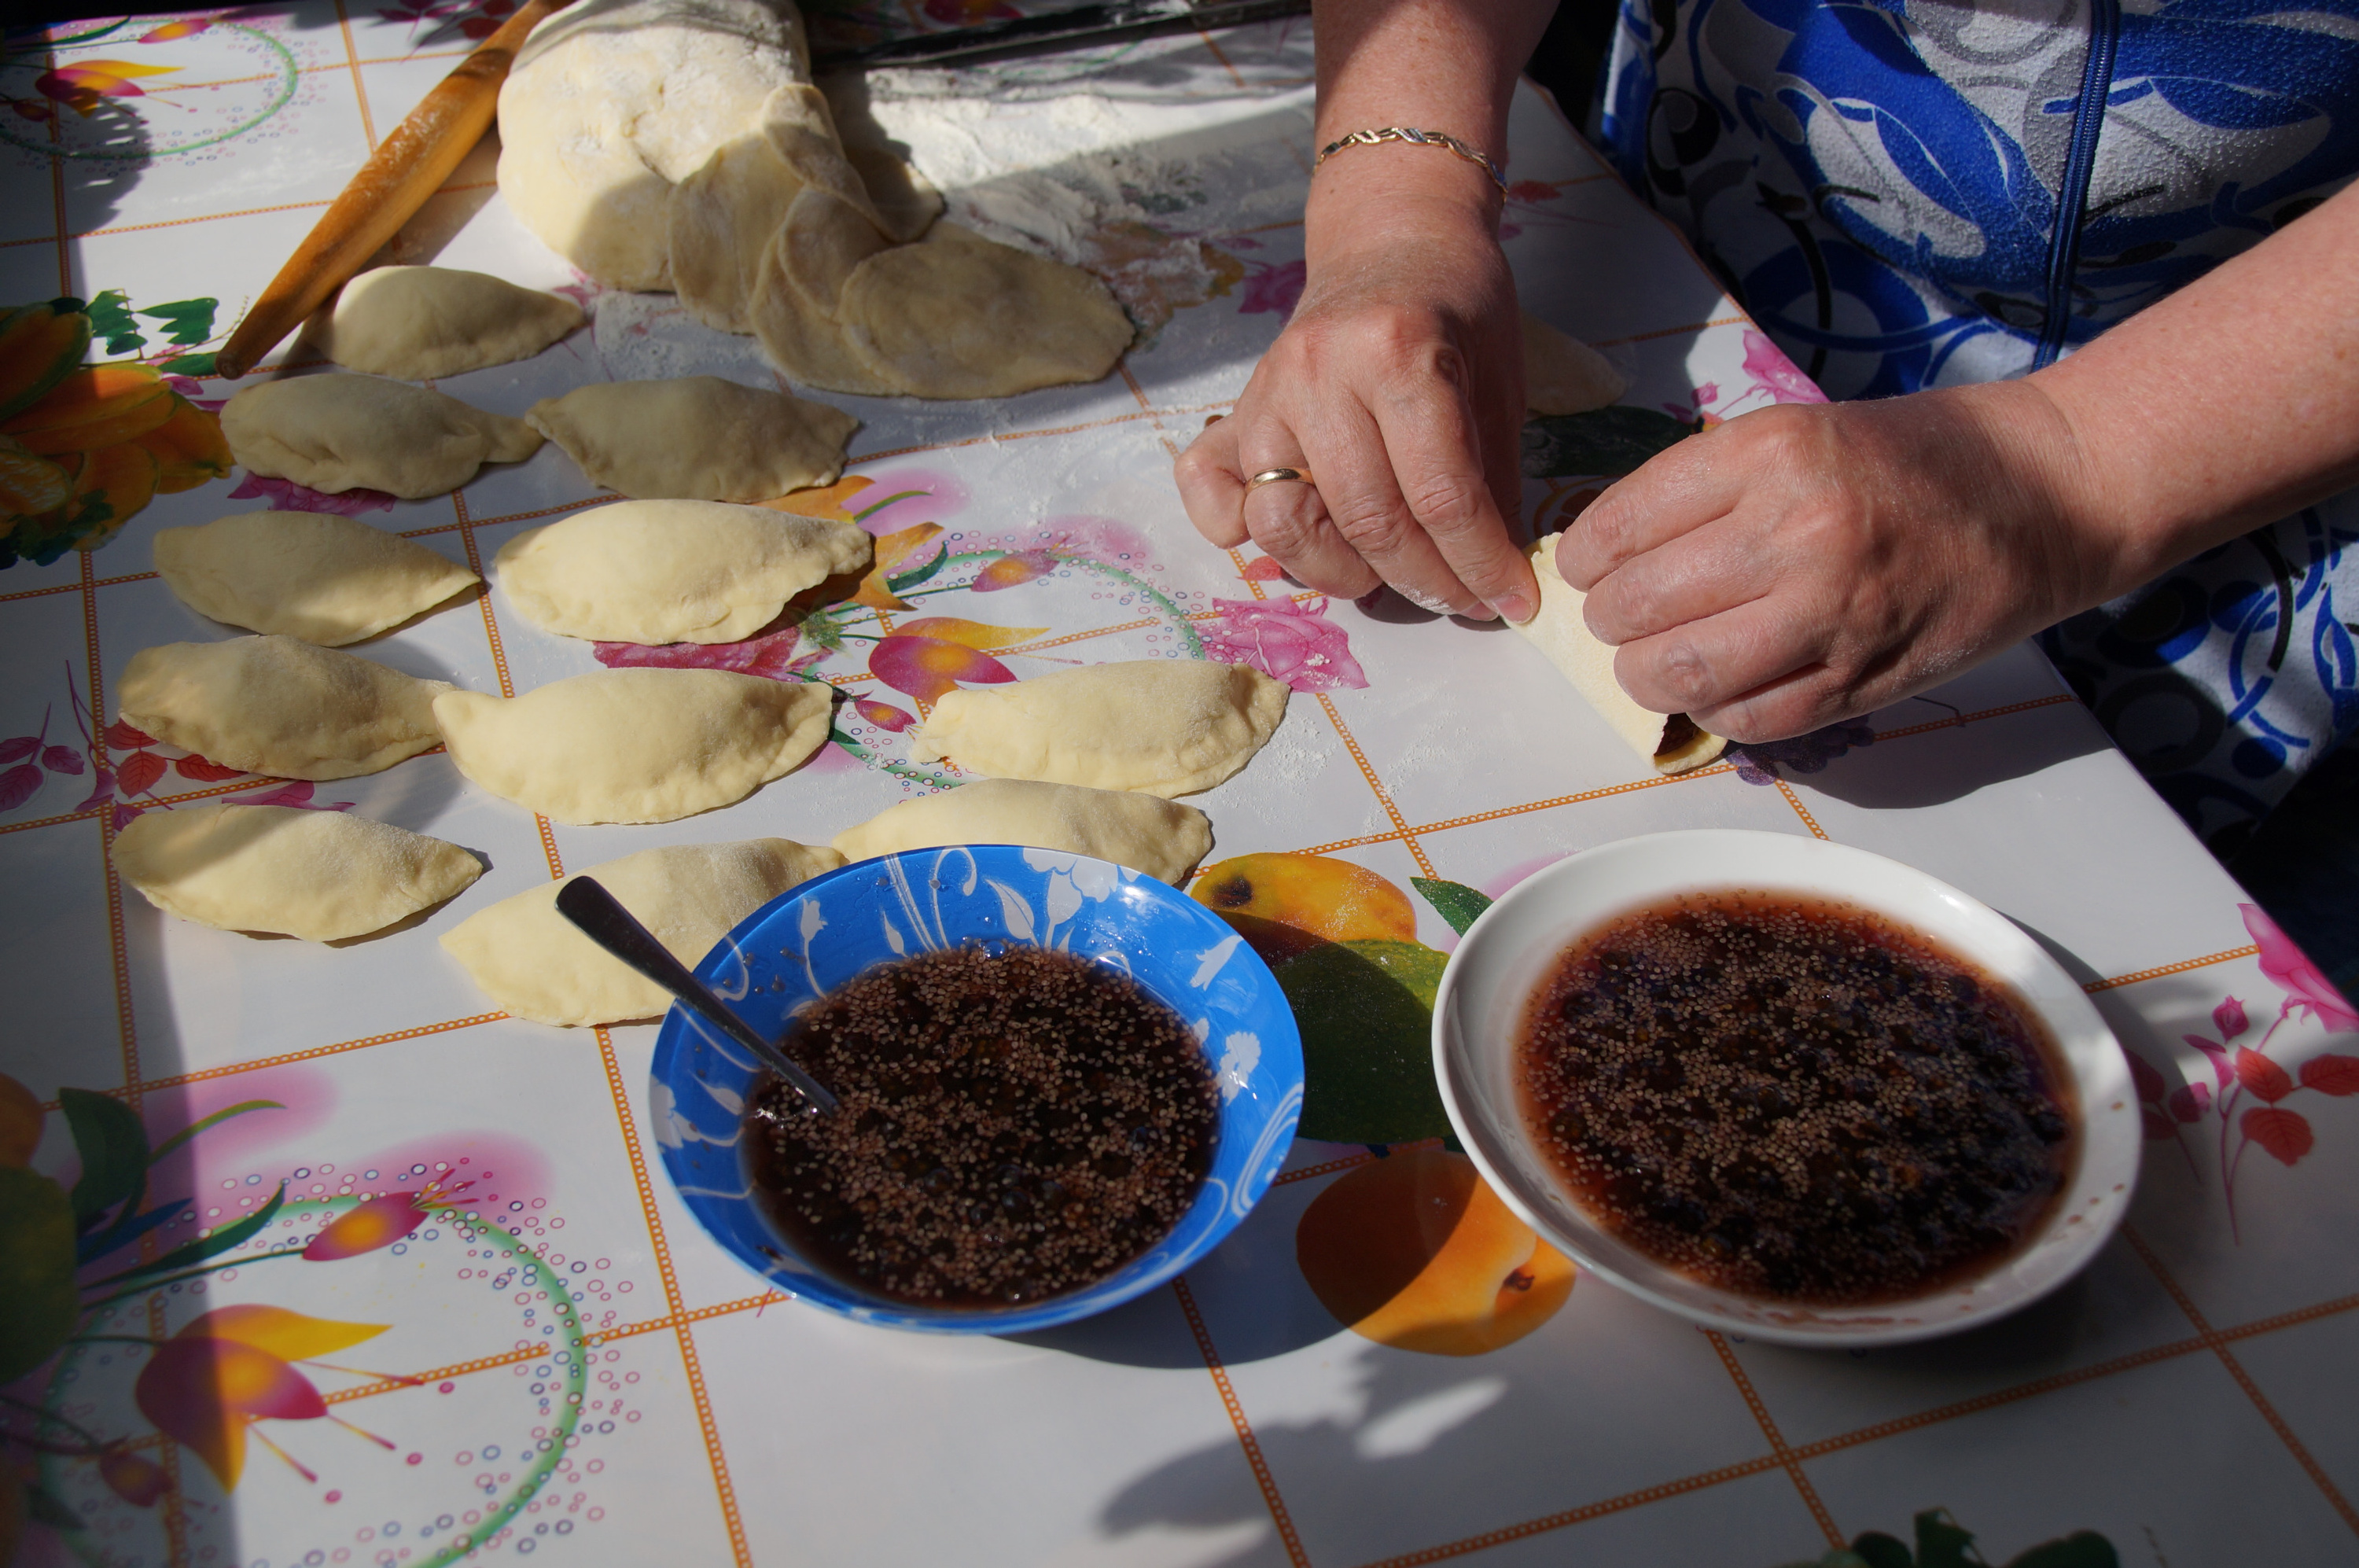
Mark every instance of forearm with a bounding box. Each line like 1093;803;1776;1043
1305;0;1558;256
2035;179;2359;595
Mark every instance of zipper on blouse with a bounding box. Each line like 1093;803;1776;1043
2034;0;2122;369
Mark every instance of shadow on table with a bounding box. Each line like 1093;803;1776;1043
1780;701;2113;812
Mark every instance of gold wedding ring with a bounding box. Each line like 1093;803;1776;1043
1246;466;1314;491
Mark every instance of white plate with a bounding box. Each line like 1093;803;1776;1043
1432;829;2141;1348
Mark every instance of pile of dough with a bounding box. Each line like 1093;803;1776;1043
112;804;480;942
1521;311;1629;415
220;376;542;499
911;660;1287;797
497;0;1124;399
153;512;478;646
1513;536;1727;775
495;499;870;644
832;778;1212;885
440;838;844;1025
434;668;834;823
668;85;929;334
522;377;858;502
309;266;583;381
119;637;453;781
496;0;813;290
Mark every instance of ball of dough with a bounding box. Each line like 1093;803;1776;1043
838;226;1135;399
220;375;543;499
112;803;482;942
118;637;454;781
831;777;1211;885
434;668;834;824
495;499;871;644
440;838;845;1025
523;377;858;502
153;511;479;646
497;0;810;289
911;660;1289;797
310;266;584;381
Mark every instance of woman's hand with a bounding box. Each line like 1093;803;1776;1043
1174;158;1539;622
1558;379;2120;742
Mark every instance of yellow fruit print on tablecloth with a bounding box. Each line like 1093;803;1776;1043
1192;851;1578;1356
0;293;233;569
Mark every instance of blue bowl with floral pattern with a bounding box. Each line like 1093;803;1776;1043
649;845;1305;1334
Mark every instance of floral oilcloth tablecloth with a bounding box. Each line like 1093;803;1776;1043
4;7;2358;1568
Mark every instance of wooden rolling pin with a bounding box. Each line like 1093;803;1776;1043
214;0;571;381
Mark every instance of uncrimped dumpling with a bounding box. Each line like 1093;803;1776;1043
911;661;1288;797
832;778;1211;884
118;637;453;781
112;804;481;941
440;838;845;1025
1514;536;1727;775
434;668;834;824
837;225;1135;399
153;511;479;646
220;375;542;499
309;266;584;381
523;377;858;502
495;499;871;644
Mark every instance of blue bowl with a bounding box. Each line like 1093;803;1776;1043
649;845;1305;1334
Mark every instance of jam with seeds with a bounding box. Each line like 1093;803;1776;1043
1518;890;2074;1305
744;944;1219;1308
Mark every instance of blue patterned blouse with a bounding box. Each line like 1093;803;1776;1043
1591;0;2359;854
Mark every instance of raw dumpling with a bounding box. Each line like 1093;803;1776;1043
523;377;858;502
496;0;810;289
112;803;481;941
309;266;583;380
911;661;1288;797
434;668;834;824
118;637;453;781
832;778;1211;885
1513;536;1727;775
153;511;478;646
440;838;845;1025
220;375;542;499
1521;311;1628;415
495;499;871;644
838;224;1135;399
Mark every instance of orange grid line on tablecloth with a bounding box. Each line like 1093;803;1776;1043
1591;315;1748;348
2125;1226;2359;1535
2088;946;2261;992
1354;1456;1791;1568
1173;1275;1311;1566
1774;776;1831;839
333;0;381;150
1315;692;1436;878
850;399;1239;465
1271;1137;1446;1186
83;551;142;1105
1706;1331;1846;1548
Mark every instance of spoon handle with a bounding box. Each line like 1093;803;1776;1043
555;877;838;1115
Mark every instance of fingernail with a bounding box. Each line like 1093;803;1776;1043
1490;592;1536;625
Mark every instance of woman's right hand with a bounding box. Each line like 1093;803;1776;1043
1172;153;1539;623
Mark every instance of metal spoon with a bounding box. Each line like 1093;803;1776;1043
555;876;838;1116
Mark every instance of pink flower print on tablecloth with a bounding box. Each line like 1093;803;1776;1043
1199;597;1367;692
1742;329;1829;405
224;472;395;517
2244;903;2359;1033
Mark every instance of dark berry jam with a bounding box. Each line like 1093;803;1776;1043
1518;890;2074;1305
743;944;1219;1308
